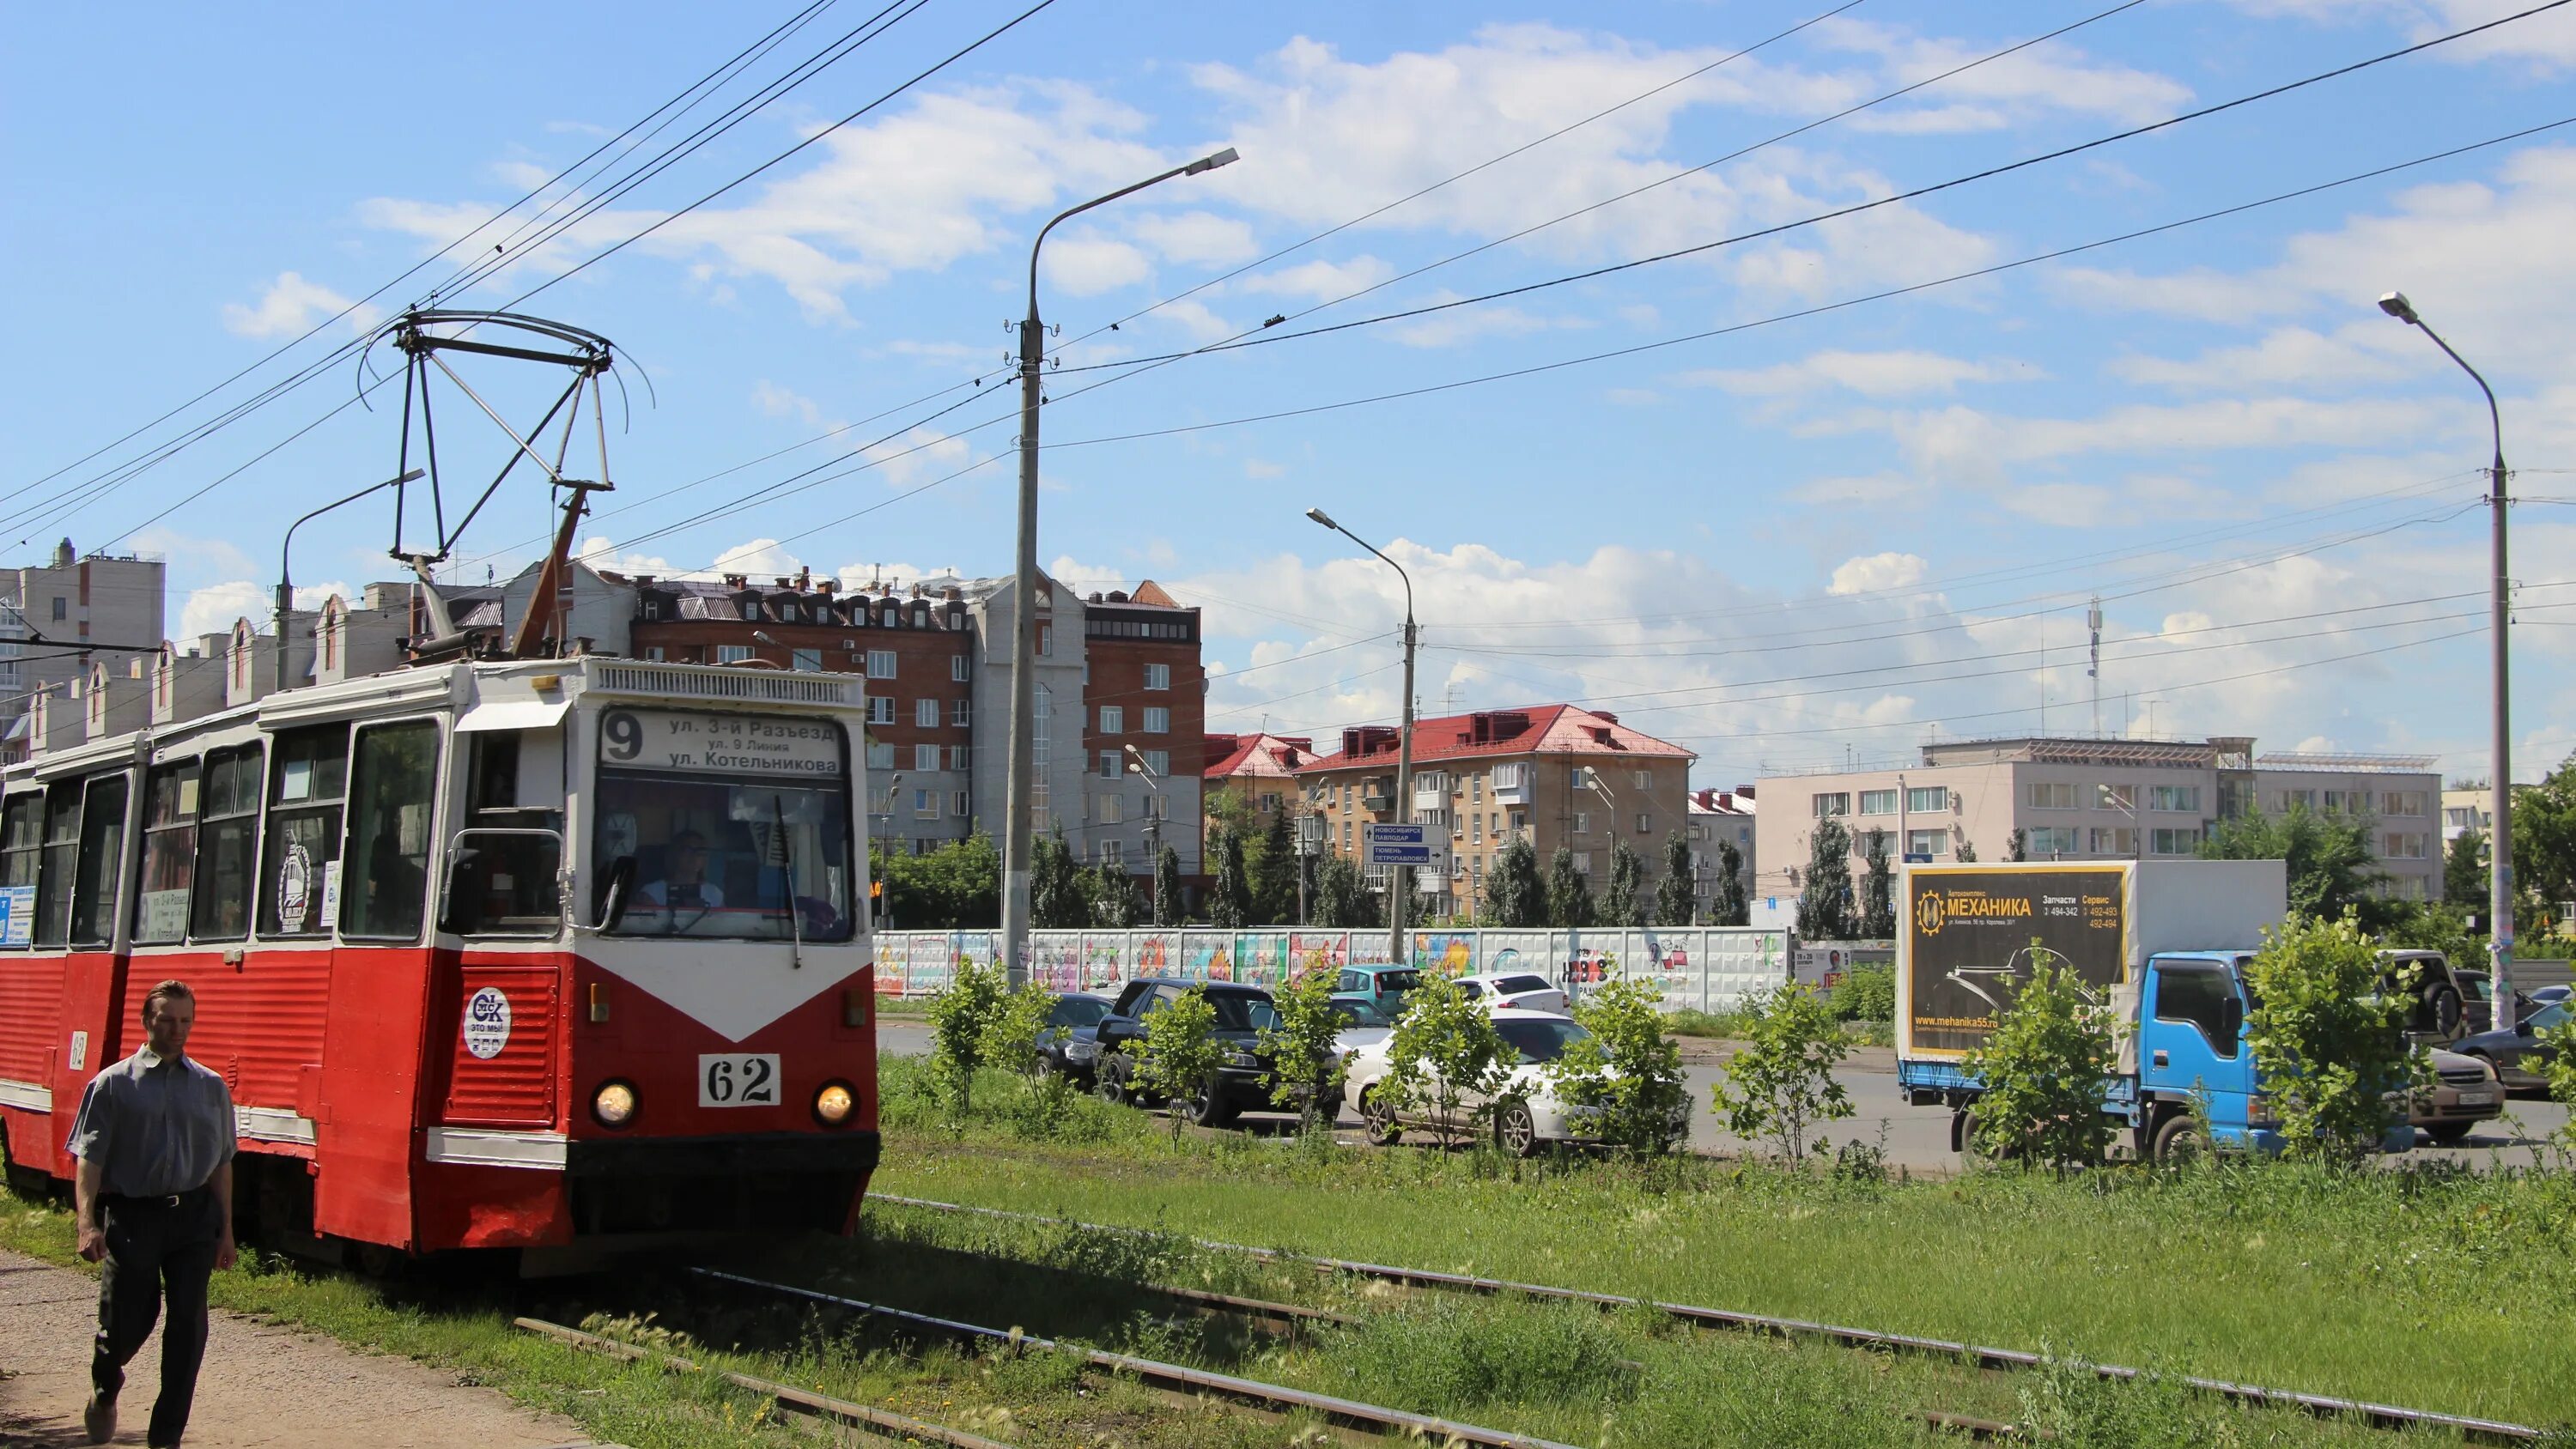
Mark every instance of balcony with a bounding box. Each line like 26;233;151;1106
1490;764;1530;804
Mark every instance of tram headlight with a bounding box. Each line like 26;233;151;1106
812;1081;856;1127
592;1080;638;1129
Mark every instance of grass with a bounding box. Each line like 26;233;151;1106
1663;1006;1893;1047
869;1058;2576;1434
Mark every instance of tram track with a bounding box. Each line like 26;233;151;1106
869;1192;2548;1445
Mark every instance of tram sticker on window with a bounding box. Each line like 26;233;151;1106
277;843;313;931
464;987;513;1060
599;709;842;779
0;885;28;948
697;1052;781;1107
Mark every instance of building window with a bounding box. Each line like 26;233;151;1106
1101;839;1123;866
951;654;969;682
951;790;971;818
1906;828;1946;857
1342;819;1352;849
2027;826;2080;855
915;698;939;728
2099;784;2136;811
1098;706;1123;735
1142;750;1169;777
1858;790;1898;815
2150;827;2199;855
1144;663;1169;690
946;745;971;771
1100;750;1121;780
914;744;938;773
2026;782;2076;810
715;644;753;664
1634;811;1651;834
1259;792;1281;814
951;699;971;728
866;695;895;725
1030;686;1050;828
866;741;896;771
1142;706;1170;734
1470;775;1483;803
1907;786;1947;813
1510;809;1526;834
1572;811;1590;835
1037;622;1053;657
1813;792;1850;817
641;646;665;662
2148;785;2201;813
1144;794;1168;821
1471;816;1483;844
2324;789;2372;815
1570;767;1589;791
1573;851;1594;876
791;648;823;672
2385;791;2427;817
2088;827;2137;856
866;650;897;678
1100;794;1125;824
914;788;939;820
2385;831;2429;859
51;597;65;621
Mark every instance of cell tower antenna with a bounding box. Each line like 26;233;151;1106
2087;596;2104;736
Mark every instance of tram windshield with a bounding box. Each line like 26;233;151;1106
592;706;855;941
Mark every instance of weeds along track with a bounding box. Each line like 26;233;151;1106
871;1193;2549;1446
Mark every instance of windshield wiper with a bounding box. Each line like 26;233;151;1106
773;793;802;971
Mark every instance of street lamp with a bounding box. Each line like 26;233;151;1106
1306;506;1416;967
278;468;423;685
746;629;790;670
1125;743;1163;877
1003;145;1240;986
2379;289;2517;1019
873;772;903;932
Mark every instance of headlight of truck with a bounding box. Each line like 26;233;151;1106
592;1080;638;1129
813;1082;856;1127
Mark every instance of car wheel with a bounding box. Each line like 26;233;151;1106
1495;1099;1540;1159
2151;1112;2210;1166
1359;1088;1402;1146
1182;1076;1239;1129
1094;1054;1131;1106
2426;1121;2475;1144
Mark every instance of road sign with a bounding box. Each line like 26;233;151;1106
1364;822;1441;867
1903;852;1934;864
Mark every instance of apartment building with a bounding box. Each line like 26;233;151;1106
1202;731;1315;830
1077;582;1205;872
1689;787;1757;920
1291;705;1696;919
0;538;165;762
1755;735;2443;906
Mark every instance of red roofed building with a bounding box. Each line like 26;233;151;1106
1202;731;1315;830
1290;705;1697;919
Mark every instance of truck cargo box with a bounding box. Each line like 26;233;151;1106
1896;860;2287;1062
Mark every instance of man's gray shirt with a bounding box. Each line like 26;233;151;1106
67;1046;235;1197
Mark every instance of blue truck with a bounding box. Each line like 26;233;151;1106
1895;859;2306;1162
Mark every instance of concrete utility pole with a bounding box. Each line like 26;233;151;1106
1307;507;1414;967
2379;291;2516;1022
1002;147;1237;985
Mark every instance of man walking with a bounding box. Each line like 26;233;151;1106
70;979;236;1447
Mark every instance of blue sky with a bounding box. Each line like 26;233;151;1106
6;0;2573;788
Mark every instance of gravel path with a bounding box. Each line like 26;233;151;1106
0;1250;611;1449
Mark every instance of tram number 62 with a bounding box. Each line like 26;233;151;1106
697;1053;782;1107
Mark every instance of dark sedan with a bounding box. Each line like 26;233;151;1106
2451;998;2573;1095
1091;977;1283;1127
1038;991;1116;1083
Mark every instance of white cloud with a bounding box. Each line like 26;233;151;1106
1038;228;1153;296
1785;472;1916;506
2221;0;2576;70
1130;209;1259;265
1828;551;1928;595
752;379;835;428
180;580;349;639
222;272;377;339
1816;16;2192;130
1239;255;1396;302
2107;325;2421;391
1686;349;2023;398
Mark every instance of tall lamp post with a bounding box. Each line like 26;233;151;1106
872;772;903;932
2379;290;2516;1018
1306;506;1415;967
1004;146;1239;985
1125;743;1163;883
279;468;422;684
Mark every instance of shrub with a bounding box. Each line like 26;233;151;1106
1131;985;1225;1136
1830;961;1896;1022
1259;967;1348;1133
1709;984;1851;1162
2243;912;2427;1161
1323;1296;1636;1410
925;958;1010;1116
1544;979;1688;1155
1382;974;1510;1148
1962;947;2115;1173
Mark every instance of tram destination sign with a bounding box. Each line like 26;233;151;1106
598;707;843;778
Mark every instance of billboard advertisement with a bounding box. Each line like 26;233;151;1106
1902;864;2130;1060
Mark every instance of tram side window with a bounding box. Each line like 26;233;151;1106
0;795;39;948
133;761;201;945
34;784;81;948
190;744;264;941
342;720;436;941
261;724;349;938
69;773;131;948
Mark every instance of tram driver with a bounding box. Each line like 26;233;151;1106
631;828;726;925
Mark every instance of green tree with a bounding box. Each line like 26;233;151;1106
2198;805;2401;932
1207;826;1251;929
1258;967;1348;1134
926;957;1010;1117
1954;839;1978;864
1858;828;1896;939
2242;912;2427;1161
873;834;1003;930
2006;828;2027;863
1152;843;1183;925
1961;948;2115;1172
2541;1015;2576;1156
2443;829;2488;908
1544;979;1689;1155
2512;755;2576;931
1796;818;1855;939
1708;984;1851;1162
1601;838;1647;926
1132;985;1229;1134
1482;834;1546;926
1654;831;1697;926
1249;809;1298;925
1378;974;1510;1148
1546;846;1596;929
1315;854;1382;928
1030;829;1093;929
1711;839;1750;926
1090;861;1140;927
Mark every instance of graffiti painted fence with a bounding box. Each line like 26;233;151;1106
872;926;1792;1014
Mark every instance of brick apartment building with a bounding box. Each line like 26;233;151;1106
1076;582;1205;871
1291;705;1697;919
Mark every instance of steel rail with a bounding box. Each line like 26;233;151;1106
513;1316;1018;1449
866;1194;2546;1443
688;1266;1579;1449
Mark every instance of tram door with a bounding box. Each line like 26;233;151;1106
433;723;568;1131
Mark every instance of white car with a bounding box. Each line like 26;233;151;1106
1453;972;1570;1015
1340;1006;1689;1156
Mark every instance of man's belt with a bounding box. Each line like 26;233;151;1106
101;1185;210;1210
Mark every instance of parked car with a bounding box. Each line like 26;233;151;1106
2409;1049;2506;1143
1454;972;1569;1015
1091;978;1284;1126
2529;985;2573;1007
2377;949;2469;1045
1340;1006;1690;1157
2451;969;2539;1035
1330;966;1422;1025
1039;991;1116;1083
2451;997;2573;1096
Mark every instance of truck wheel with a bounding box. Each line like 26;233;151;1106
2423;983;2464;1038
1360;1088;1402;1146
2151;1113;2210;1165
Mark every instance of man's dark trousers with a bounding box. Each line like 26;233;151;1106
92;1185;219;1447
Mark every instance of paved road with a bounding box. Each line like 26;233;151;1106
875;1022;2568;1172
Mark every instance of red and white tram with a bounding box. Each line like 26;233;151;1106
0;655;878;1265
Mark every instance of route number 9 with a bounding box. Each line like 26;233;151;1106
603;710;643;761
698;1052;780;1107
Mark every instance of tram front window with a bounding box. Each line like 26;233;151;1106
592;707;854;942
